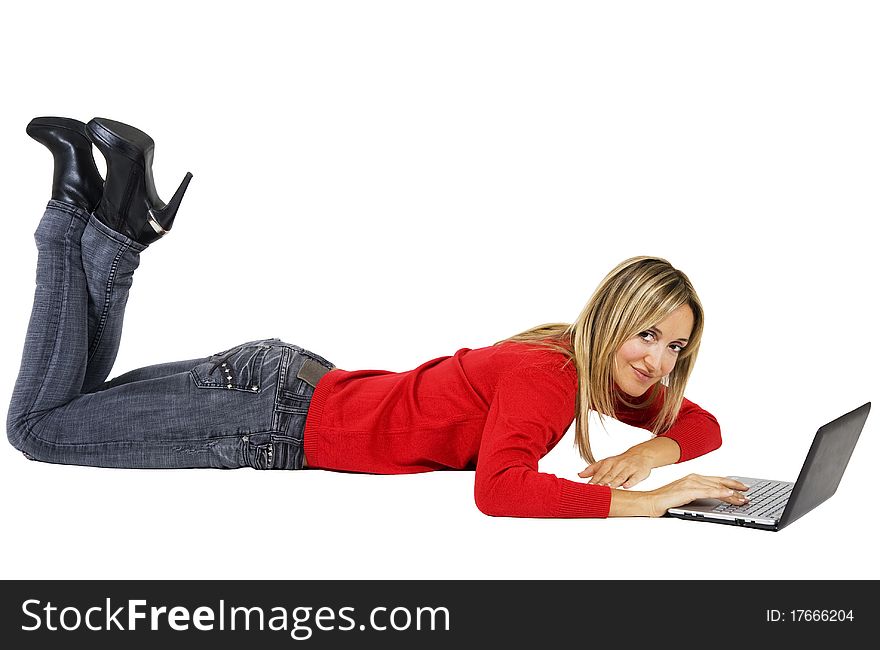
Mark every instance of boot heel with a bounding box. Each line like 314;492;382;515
148;172;193;236
87;117;194;246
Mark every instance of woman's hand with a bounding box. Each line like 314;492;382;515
578;450;654;488
645;473;749;517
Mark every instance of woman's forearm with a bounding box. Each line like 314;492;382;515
626;436;681;468
608;488;654;517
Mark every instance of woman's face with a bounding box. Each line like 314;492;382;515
613;303;694;397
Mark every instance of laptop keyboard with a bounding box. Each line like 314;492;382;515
712;480;792;520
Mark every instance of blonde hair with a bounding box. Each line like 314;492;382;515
492;255;705;464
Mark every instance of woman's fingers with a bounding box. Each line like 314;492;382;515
649;473;751;516
582;456;653;487
577;463;598;479
704;476;749;503
585;462;612;484
692;474;749;503
721;487;750;504
720;477;750;492
621;469;649;489
605;469;634;488
590;467;623;486
687;474;748;492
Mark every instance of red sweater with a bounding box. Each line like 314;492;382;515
302;341;722;518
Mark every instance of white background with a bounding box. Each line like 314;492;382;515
1;1;877;581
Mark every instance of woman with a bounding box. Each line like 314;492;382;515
6;116;749;519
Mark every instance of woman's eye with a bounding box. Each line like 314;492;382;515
640;331;685;353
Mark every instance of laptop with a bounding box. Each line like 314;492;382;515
666;402;871;531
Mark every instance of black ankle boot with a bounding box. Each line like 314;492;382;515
27;116;104;212
86;117;193;246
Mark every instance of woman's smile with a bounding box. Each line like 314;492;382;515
631;366;654;383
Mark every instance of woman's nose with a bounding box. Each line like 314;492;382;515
644;347;661;372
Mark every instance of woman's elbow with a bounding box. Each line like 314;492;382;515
712;417;723;448
700;412;723;455
473;486;504;517
473;476;515;517
706;425;723;455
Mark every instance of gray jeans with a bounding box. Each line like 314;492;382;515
6;200;335;470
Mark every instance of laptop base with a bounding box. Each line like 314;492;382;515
664;510;779;531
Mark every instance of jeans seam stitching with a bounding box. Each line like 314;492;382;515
25;214;80;421
47;200;90;222
272;347;291;431
86;240;129;364
17;416;256;449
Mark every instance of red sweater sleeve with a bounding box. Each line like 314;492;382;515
614;386;722;462
474;365;612;518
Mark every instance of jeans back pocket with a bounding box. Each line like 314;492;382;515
191;338;278;393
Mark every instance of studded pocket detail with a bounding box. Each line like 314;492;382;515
191;339;274;392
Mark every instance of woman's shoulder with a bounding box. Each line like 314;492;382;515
488;338;573;364
473;340;576;387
